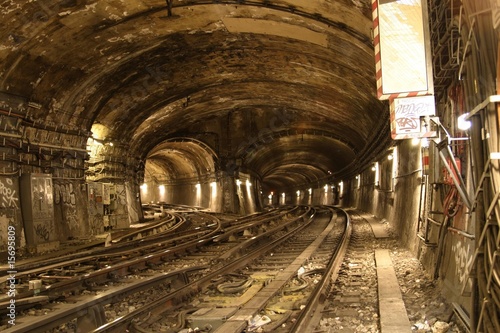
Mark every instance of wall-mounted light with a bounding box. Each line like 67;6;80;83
296;190;300;197
195;183;201;189
246;179;251;187
308;188;312;195
159;185;165;195
457;113;471;130
324;184;329;193
210;182;217;197
140;183;147;190
388;154;393;160
236;179;241;186
421;138;429;148
282;192;285;198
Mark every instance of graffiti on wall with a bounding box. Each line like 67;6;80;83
0;177;19;208
34;222;51;242
54;182;79;233
451;237;474;291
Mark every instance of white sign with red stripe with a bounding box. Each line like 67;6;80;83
372;0;434;100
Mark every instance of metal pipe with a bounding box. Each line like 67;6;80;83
447;226;475;239
0;131;88;152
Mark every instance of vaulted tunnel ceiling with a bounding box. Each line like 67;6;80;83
0;0;392;191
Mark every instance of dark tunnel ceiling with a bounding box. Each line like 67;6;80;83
0;0;392;190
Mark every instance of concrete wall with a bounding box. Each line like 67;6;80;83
344;139;472;314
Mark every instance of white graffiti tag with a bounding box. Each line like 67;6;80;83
451;238;474;288
0;178;19;208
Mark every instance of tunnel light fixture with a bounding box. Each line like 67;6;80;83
296;190;300;197
421;138;429;148
246;179;251;187
308;188;312;195
270;191;274;196
324;184;329;193
268;194;272;199
373;162;380;186
236;179;241;186
210;182;216;188
457;113;471;130
388;154;393;160
159;185;165;195
411;137;420;146
282;192;285;198
140;183;147;190
195;183;201;189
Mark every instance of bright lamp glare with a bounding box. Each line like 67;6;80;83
457;113;471;130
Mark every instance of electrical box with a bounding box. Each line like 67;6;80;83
20;173;57;250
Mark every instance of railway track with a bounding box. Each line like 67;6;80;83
83;206;350;333
0;207;308;332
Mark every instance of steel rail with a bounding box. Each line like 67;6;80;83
1;207;306;332
0;212;182;274
289;206;352;333
0;214;210;288
1;266;206;333
0;214;222;309
110;212;181;243
89;207;315;333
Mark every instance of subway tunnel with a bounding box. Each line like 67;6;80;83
0;0;499;332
